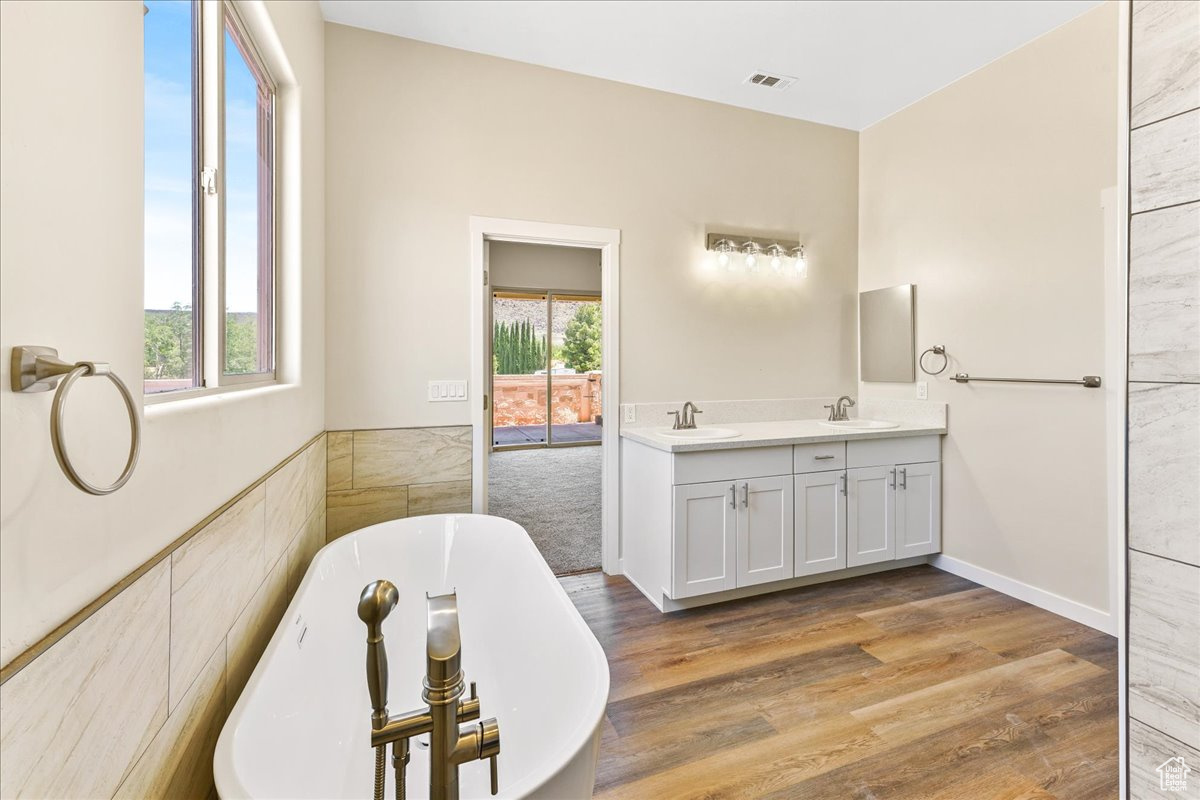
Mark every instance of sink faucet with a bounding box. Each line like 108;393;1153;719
666;402;703;430
824;396;856;422
358;581;500;800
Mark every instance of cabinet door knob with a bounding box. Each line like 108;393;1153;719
729;483;737;509
899;467;907;489
741;482;749;508
840;473;847;496
889;468;897;489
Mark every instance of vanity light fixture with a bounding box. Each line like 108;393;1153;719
705;233;808;279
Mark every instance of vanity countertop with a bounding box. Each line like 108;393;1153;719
619;418;947;453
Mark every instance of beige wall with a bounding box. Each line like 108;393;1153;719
0;0;325;666
490;241;601;293
324;25;860;430
858;3;1119;614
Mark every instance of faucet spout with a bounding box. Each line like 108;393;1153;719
425;592;464;701
681;401;702;429
834;396;856;422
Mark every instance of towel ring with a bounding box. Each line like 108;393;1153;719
919;344;948;376
11;346;141;495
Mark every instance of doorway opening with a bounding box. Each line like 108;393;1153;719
484;240;606;575
469;218;621;577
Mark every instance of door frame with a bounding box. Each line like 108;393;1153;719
469;216;621;575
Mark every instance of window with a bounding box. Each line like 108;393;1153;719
144;0;275;395
143;0;199;392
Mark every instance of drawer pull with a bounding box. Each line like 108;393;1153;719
814;454;836;460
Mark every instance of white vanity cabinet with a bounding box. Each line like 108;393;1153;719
736;475;794;588
668;448;794;598
671;481;738;597
846;466;897;567
620;430;942;611
845;436;942;566
794;470;847;576
895;461;942;558
845;462;942;564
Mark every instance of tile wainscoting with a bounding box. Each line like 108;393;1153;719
1126;1;1200;795
326;426;473;540
0;434;327;799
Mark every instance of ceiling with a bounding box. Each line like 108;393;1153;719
319;0;1104;131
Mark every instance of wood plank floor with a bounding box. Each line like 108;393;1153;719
560;565;1118;799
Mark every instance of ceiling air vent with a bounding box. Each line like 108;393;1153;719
745;72;796;90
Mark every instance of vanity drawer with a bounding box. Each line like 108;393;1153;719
794;442;846;473
847;435;940;468
672;446;792;485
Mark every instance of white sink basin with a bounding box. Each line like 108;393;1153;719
659;427;742;439
820;419;900;430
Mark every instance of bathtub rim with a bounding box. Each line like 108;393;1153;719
214;513;611;799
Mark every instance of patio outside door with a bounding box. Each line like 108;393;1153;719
491;289;602;450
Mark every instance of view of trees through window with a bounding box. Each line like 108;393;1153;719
492;301;601;375
562;303;602;373
144;306;260;384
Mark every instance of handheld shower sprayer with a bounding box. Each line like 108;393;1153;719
358;579;399;730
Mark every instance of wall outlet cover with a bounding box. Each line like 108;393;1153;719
622;404;636;423
917;381;928;400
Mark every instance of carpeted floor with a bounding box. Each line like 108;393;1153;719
487;446;602;575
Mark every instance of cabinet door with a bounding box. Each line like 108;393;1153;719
896;462;941;557
847;466;896;567
736;476;794;587
794;471;847;576
672;481;738;598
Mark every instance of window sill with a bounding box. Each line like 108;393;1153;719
143;379;291;417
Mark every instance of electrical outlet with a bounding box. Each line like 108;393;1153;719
622;404;636;423
428;380;468;402
917;381;928;400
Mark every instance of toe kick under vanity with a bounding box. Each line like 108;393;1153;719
620;420;946;611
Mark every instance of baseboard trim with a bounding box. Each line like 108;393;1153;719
929;554;1115;635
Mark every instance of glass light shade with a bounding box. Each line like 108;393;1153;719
765;244;787;274
713;238;737;271
741;241;762;273
790;246;808;278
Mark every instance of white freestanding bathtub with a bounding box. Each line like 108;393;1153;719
214;514;610;799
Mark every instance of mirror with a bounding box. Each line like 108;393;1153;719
860;285;915;382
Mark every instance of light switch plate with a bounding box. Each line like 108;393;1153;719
428;380;468;402
622;404;636;423
916;381;928;400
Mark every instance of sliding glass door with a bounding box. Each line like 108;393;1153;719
491;289;602;450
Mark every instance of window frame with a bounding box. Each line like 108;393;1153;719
144;0;278;402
